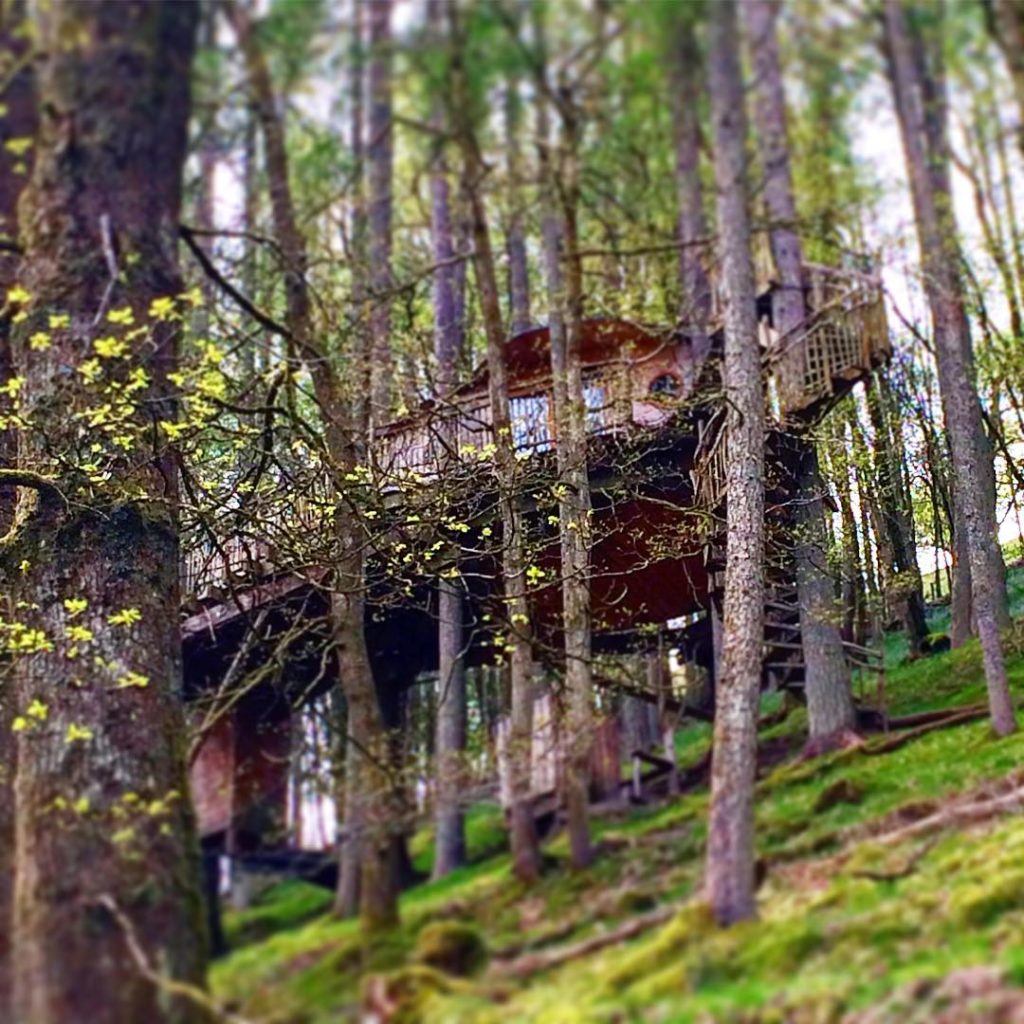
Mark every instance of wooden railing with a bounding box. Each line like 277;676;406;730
373;363;632;483
691;264;890;514
691;412;729;516
181;473;333;599
771;264;890;419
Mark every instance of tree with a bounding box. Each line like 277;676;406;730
227;0;400;932
0;4;34;1011
982;0;1024;158
2;2;208;1020
744;0;856;743
366;0;394;430
535;16;596;870
668;7;713;365
448;5;542;884
884;0;1015;736
429;0;468;882
704;0;766;927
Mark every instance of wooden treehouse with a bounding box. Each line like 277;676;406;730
182;258;890;863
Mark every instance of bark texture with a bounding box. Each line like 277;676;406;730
884;0;1015;736
744;0;854;740
0;4;35;1013
367;0;393;429
228;1;399;930
704;0;766;927
449;8;541;883
535;7;594;870
429;23;468;876
6;3;208;1021
669;11;712;367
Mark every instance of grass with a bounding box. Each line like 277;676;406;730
212;567;1024;1023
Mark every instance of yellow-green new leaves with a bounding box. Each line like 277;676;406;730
116;671;149;690
12;699;49;733
64;723;94;744
108;607;141;627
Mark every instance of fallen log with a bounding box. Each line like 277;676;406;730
864;706;990;756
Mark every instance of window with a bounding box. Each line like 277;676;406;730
584;382;607;432
648;373;682;400
510;393;552;452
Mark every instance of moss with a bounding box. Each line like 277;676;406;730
813;778;866;813
223;880;333;949
950;869;1024;928
360;965;455;1024
413;921;488;978
608;888;659;918
214;609;1024;1024
604;902;716;991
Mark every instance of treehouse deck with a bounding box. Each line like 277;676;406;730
181;260;891;846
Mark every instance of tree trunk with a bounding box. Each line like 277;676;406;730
428;16;468;877
865;373;929;652
366;0;393;429
884;0;1015;735
0;4;34;1013
448;7;541;884
744;0;854;741
668;10;712;368
228;0;400;931
534;7;595;870
4;3;207;1021
433;580;466;878
983;0;1024;158
505;73;531;336
704;0;766;927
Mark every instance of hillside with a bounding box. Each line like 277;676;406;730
211;571;1024;1023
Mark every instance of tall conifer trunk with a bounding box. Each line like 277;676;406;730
669;10;712;367
366;0;393;429
228;0;400;932
4;3;208;1020
744;0;855;743
449;7;541;883
884;0;1015;736
704;0;766;927
430;0;468;880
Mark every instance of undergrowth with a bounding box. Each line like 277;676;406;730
212;568;1024;1023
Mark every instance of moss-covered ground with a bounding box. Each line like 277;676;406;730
212;570;1024;1022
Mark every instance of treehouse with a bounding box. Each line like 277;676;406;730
182;258;891;860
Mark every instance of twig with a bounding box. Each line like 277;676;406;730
91;893;256;1024
179;224;294;342
0;469;68;509
92;212;120;327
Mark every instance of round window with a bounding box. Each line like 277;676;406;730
648;373;682;399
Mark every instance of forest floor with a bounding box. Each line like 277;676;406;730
212;566;1024;1023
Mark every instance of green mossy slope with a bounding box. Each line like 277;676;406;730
212;581;1024;1023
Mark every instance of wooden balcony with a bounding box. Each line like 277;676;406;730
374;362;641;484
771;264;890;420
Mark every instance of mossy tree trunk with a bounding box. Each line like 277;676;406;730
0;3;35;1015
4;3;208;1021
